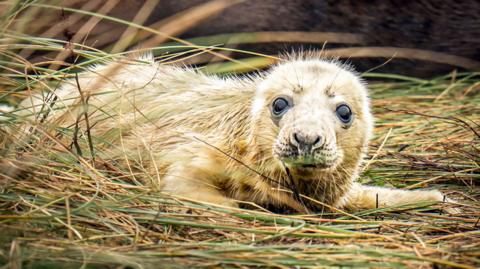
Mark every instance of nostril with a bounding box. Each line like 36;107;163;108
293;132;301;145
313;136;321;145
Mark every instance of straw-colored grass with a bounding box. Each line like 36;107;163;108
0;1;479;268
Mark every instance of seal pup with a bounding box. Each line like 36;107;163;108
13;53;457;213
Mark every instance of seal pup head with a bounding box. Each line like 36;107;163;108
250;56;373;175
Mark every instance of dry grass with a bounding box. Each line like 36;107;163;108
0;1;479;268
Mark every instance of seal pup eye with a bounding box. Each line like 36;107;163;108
271;97;292;117
336;104;353;124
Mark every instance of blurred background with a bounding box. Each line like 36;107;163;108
2;0;480;77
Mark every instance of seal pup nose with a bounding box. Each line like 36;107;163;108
291;132;322;153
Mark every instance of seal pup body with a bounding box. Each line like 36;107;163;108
16;54;455;213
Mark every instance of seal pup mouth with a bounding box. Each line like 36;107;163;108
280;153;339;170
